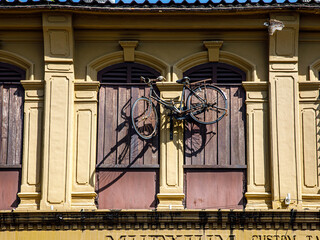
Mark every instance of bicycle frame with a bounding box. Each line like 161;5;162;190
132;77;228;140
148;82;208;119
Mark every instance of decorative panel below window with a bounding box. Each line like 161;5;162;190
183;62;246;209
96;63;160;209
0;62;25;210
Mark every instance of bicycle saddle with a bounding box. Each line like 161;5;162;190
176;76;190;85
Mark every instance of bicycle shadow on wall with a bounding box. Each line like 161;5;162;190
96;97;159;208
184;120;216;160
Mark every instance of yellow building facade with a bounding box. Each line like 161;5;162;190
0;2;320;239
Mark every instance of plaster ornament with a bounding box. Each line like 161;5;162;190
264;19;285;35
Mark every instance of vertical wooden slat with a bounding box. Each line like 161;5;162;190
151;97;159;166
15;86;23;165
7;87;17;165
141;87;149;166
1;85;9;165
130;86;143;166
103;87;118;166
0;84;3;165
184;88;192;166
143;87;158;166
117;87;130;166
238;87;246;165
184;120;192;165
96;86;106;166
217;86;230;166
230;86;240;166
199;123;206;165
192;122;203;165
143;87;151;165
204;86;217;165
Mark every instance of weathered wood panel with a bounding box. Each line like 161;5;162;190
97;85;159;168
97;63;160;168
0;83;24;167
183;63;246;209
0;84;9;166
96;63;161;209
184;62;246;168
0;169;21;210
0;63;25;210
185;85;246;167
185;169;245;209
96;169;158;209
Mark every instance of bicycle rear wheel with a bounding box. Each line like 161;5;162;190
131;97;158;139
187;85;227;124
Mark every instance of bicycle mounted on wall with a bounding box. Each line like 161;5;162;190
131;76;228;140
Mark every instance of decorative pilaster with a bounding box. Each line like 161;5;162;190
268;13;302;209
40;13;75;210
156;83;185;210
243;82;271;210
298;81;320;209
72;82;99;210
17;80;44;210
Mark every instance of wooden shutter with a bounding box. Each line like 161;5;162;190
97;63;160;168
0;62;25;210
96;63;160;209
184;62;246;167
183;62;246;209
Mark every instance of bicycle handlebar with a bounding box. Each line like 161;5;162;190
140;76;213;86
140;76;166;85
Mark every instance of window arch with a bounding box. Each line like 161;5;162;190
96;62;160;210
0;62;25;210
183;62;246;209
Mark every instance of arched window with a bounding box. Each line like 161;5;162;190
183;62;246;209
0;62;25;210
96;62;160;209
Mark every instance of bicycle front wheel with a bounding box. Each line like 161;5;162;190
131;97;158;139
187;85;227;124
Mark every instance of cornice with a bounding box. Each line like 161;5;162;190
242;82;268;91
74;81;100;92
299;81;320;91
21;80;44;90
